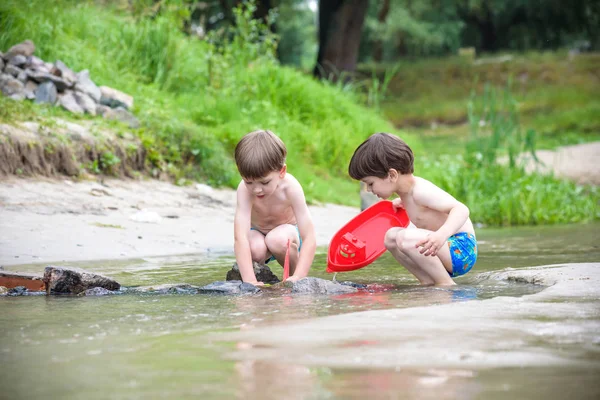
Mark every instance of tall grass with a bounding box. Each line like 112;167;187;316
0;0;398;204
420;85;599;226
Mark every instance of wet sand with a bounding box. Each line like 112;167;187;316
0;177;359;267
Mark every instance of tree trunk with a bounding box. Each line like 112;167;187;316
373;0;390;62
313;0;370;80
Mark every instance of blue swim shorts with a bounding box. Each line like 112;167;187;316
447;232;477;277
250;225;302;264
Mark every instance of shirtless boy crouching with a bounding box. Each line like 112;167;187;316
233;130;316;285
348;133;477;285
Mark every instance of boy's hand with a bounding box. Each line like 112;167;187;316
392;198;404;211
416;231;447;257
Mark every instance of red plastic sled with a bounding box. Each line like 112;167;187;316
327;200;410;273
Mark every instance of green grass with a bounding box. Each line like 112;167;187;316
369;52;600;153
1;0;597;225
0;0;405;206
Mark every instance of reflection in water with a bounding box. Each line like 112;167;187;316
1;222;599;399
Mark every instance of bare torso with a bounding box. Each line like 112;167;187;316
249;176;297;233
401;177;475;236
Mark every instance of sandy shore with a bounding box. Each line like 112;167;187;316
0;177;360;267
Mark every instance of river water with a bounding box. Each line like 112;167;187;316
1;223;599;399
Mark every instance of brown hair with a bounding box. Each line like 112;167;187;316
234;130;287;179
348;132;414;179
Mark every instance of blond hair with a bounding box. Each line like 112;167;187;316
234;130;287;179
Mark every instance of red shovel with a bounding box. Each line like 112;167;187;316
283;239;291;280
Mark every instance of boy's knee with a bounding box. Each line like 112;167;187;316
384;228;404;251
249;241;268;261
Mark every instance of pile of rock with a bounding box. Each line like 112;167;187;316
0;40;139;128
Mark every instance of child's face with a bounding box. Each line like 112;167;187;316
243;167;286;199
361;175;396;199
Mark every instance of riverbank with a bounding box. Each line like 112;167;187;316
0;177;360;267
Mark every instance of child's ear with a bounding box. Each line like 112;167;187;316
388;168;399;182
279;164;287;178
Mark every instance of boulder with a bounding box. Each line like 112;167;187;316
74;69;101;102
43;265;120;295
226;261;281;284
0;73;25;97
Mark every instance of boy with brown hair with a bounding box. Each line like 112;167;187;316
348;132;477;285
233;130;316;285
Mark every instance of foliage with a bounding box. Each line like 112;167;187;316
0;0;394;204
417;83;599;226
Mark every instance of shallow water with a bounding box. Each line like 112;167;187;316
1;222;599;399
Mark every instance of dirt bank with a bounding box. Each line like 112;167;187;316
0;177;359;267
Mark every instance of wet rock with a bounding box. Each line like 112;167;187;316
7;286;28;296
290;277;358;295
127;283;200;294
198;280;261;295
226;261;281;284
84;287;118;296
43;265;120;295
339;281;368;289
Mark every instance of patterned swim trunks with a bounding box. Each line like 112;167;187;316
447;232;477;277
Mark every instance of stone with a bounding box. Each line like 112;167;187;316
226;261;281;284
73;91;97;115
34;81;57;104
0;57;4;72
74;69;101;102
3;64;22;78
24;80;38;100
27;70;71;91
0;73;25;97
99;86;134;109
52;60;77;85
5;40;35;58
6;54;27;67
84;287;117;296
290;277;358;294
198;280;261;295
43;265;120;295
127;283;200;294
58;91;84;114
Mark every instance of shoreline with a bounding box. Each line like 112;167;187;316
0;177;360;268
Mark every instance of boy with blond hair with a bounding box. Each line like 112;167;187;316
233;130;316;285
348;133;477;285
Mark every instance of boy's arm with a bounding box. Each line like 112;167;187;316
286;180;316;282
234;182;261;285
413;179;470;257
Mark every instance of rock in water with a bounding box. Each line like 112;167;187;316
198;280;261;295
43;265;120;295
290;277;358;294
226;261;280;284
